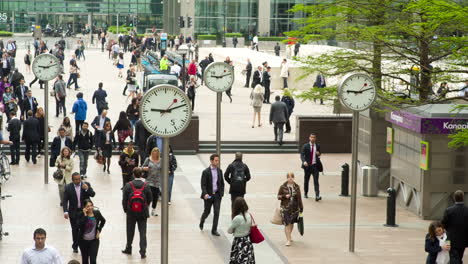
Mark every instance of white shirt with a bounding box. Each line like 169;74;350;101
60;136;66;150
170;64;181;75
310;142;317;165
253;36;258;44
21;244;63;264
436;233;449;264
112;44;119;53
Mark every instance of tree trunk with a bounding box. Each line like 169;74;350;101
372;40;383;90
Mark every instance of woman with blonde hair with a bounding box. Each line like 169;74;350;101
142;147;162;216
250;84;264;128
277;172;303;246
55;146;74;206
35;107;46;155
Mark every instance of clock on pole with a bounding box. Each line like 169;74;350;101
139;84;192;264
32;53;61;185
338;73;377;253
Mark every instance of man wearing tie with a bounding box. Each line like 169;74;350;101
251;66;263;88
63;172;96;253
22;90;38;120
199;154;224;236
300;133;323;201
313;73;327;105
14;79;28;119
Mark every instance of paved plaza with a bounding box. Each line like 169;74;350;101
0;43;465;263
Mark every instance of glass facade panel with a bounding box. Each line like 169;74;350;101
270;0;315;36
195;0;258;35
0;0;163;33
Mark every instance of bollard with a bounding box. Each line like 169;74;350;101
384;188;398;227
340;163;350;196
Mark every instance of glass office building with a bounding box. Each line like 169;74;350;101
270;0;315;36
0;0;163;33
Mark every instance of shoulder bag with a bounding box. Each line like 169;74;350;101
249;214;265;244
270;207;283;225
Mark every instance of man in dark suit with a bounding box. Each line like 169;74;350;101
22;90;38;120
442;190;468;264
251;66;263;88
22;110;40;164
224;152;251;204
7;111;21;165
244;58;252;88
300;133;323;201
269;96;288;146
10;68;24;88
263;66;272;103
50;127;73;167
63;172;96;253
199;154;224;236
134;120;150;166
14;79;28;119
91;110;110;149
199;56;211;85
122;167;152;259
313;73;326;105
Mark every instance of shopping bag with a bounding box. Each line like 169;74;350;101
270;208;283;225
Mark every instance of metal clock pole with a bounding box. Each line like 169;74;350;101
348;110;359;252
216;92;221;165
161;136;170;264
44;80;49;184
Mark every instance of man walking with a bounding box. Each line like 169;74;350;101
22;110;40;164
92;82;108;115
71;92;87;134
119;142;139;189
199;154;224;236
274;42;281;56
135;120;150;166
21;228;63;264
263;66;272;103
252;66;263;88
122;167;152;259
50;128;73;167
441;190;468;264
313;73;327;105
54;75;67;118
224;152;251;204
14;79;28;118
269;96;288;146
244;59;252;88
300;133;323;201
7;111;21;165
63;172;96;253
91;110;110;150
281;89;295;133
22;90;38;120
73;122;93;178
294;42;301;56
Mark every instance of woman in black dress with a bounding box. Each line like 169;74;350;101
277;172;303;247
35;107;46;155
99;121;115;174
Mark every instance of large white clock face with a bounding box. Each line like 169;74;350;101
32;53;61;81
338;73;376;111
203;62;235;92
140;85;192;137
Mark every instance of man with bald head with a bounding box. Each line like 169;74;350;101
224;152;251;204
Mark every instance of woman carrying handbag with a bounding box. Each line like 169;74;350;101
277;172;304;246
228;197;256;264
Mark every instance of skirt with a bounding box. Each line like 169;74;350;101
102;143;113;158
117;63;124;69
281;207;299;226
127;84;137;92
230;236;255;264
253;106;261;113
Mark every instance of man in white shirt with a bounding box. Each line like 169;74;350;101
170;61;181;76
252;34;259;51
21;228;63;264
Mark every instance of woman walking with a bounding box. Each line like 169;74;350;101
36;107;46;155
126;66;137;100
59;116;74;140
168;146;178;204
250;84;264;128
77;199;106;264
126;98;140;129
228;197;255;264
99;121;115;174
425;221;450;264
55;146;74;206
142;147;162;216
280;59;289;88
224;57;233;103
24;49;32;73
117;52;124;78
67;60;80;90
277;172;303;246
113;111;133;150
187;76;197;111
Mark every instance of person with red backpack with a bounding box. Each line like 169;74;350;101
121;167;153;259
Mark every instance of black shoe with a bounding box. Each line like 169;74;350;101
103;165;106;172
279;141;283;146
285;130;291;133
211;231;221;236
315;196;322;202
32;160;37;164
140;252;146;259
304;194;308;199
122;247;132;255
72;247;78;253
199;221;204;230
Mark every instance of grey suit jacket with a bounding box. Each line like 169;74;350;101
269;101;288;123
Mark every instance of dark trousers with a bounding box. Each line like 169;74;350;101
122;173;133;188
273;122;285;143
67;73;78;89
304;165;320;197
200;192;222;232
245;71;251;87
79;239;100;264
449;247;465;264
138;148;147;166
150;186;160;209
285;116;291;132
75;120;84;134
24;141;38;163
9;138;20;163
264;84;270;103
56;97;66;117
283;77;288;88
69;214;80;249
77;150;90;175
190;94;195;111
126;215;147;254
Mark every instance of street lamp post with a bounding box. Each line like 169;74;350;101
177;44;188;89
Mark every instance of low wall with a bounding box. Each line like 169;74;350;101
171;115;199;154
296;115;352;153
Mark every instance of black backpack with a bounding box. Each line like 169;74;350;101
230;163;246;192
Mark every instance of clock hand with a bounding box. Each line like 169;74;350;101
150;108;168;112
38;64;58;69
161;100;177;116
219;73;232;78
346;90;362;94
166;104;187;112
360;87;374;92
210;75;223;78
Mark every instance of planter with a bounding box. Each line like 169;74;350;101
198;39;217;48
226;37;245;48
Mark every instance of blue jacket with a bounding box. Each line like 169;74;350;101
425;234;441;264
72;98;87;121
